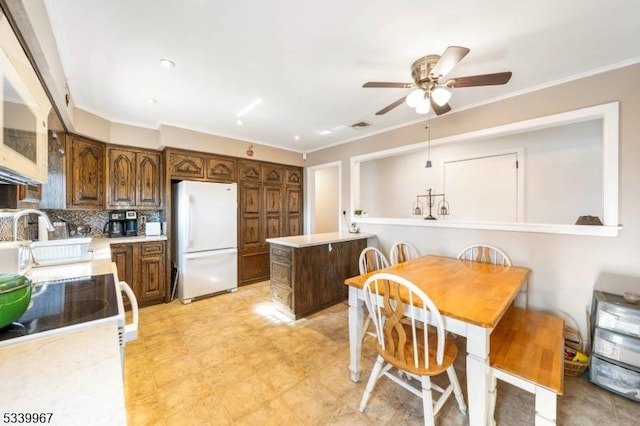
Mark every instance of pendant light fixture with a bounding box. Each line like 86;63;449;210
425;114;432;168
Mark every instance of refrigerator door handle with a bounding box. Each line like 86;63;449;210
185;194;193;249
184;248;237;259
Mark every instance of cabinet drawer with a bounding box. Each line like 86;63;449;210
595;292;640;337
271;282;292;309
141;241;164;257
271;261;291;287
593;328;640;368
270;245;292;262
589;355;640;401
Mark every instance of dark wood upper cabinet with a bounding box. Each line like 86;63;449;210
263;164;284;185
107;148;136;207
286;168;302;186
136;150;162;207
106;147;162;209
206;155;237;182
239;160;262;183
66;135;105;209
168;151;205;179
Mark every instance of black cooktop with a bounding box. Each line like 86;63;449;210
0;273;119;343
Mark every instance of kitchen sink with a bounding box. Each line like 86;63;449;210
29;238;93;267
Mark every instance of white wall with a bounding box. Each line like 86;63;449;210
306;64;640;339
359;119;603;224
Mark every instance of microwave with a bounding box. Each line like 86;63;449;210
0;10;51;184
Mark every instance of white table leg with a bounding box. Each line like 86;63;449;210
348;287;364;382
466;325;491;426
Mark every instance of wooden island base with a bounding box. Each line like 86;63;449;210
267;232;372;319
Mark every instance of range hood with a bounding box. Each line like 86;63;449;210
0;167;41;185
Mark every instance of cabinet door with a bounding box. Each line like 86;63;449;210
239;161;261;183
286;186;302;236
66;135;105;209
168;151;205;179
107;148;136;208
136;151;162;207
264;186;283;239
206;155;237;182
263;164;284;185
138;243;166;304
111;243;134;286
240;184;262;248
285;167;303;186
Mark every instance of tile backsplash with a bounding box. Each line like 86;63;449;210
0;210;162;241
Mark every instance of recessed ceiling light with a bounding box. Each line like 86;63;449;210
294;135;300;141
159;58;175;68
237;119;243;126
318;130;332;136
146;98;157;104
237;98;262;117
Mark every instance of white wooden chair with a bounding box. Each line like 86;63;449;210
359;273;467;425
457;244;527;308
389;241;421;265
358;246;389;275
358;247;390;342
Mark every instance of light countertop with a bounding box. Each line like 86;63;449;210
25;235;166;283
0;322;127;425
266;232;375;248
3;237;131;424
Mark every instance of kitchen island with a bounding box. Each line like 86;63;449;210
266;232;374;319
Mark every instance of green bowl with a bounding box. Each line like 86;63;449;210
0;274;32;329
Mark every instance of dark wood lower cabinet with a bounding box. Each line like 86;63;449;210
268;238;367;319
239;249;270;285
111;240;167;308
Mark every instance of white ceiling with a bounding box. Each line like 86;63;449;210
44;0;640;153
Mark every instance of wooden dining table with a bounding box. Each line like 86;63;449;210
344;254;530;426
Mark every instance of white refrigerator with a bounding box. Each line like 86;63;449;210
172;181;238;303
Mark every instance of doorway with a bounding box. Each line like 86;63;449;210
305;161;341;234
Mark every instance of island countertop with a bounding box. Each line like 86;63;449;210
266;232;374;248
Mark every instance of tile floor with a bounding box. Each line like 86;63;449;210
124;281;639;425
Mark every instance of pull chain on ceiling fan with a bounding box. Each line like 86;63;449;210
363;46;512;116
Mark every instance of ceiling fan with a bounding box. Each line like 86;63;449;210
363;46;512;116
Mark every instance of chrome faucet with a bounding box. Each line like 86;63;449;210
13;209;55;241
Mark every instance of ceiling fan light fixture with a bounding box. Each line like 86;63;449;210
415;98;431;114
431;87;451;106
406;89;424;108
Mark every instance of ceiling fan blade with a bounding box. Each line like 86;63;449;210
430;98;452;116
429;46;470;79
375;96;406;115
445;72;512;88
363;81;415;89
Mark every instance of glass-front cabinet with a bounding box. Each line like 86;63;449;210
0;11;50;184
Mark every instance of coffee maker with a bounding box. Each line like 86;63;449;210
104;211;125;237
124;211;138;236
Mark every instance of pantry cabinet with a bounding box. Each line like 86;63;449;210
238;161;303;285
111;240;167;307
165;148;303;287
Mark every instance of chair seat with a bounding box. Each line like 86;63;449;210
377;324;458;376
